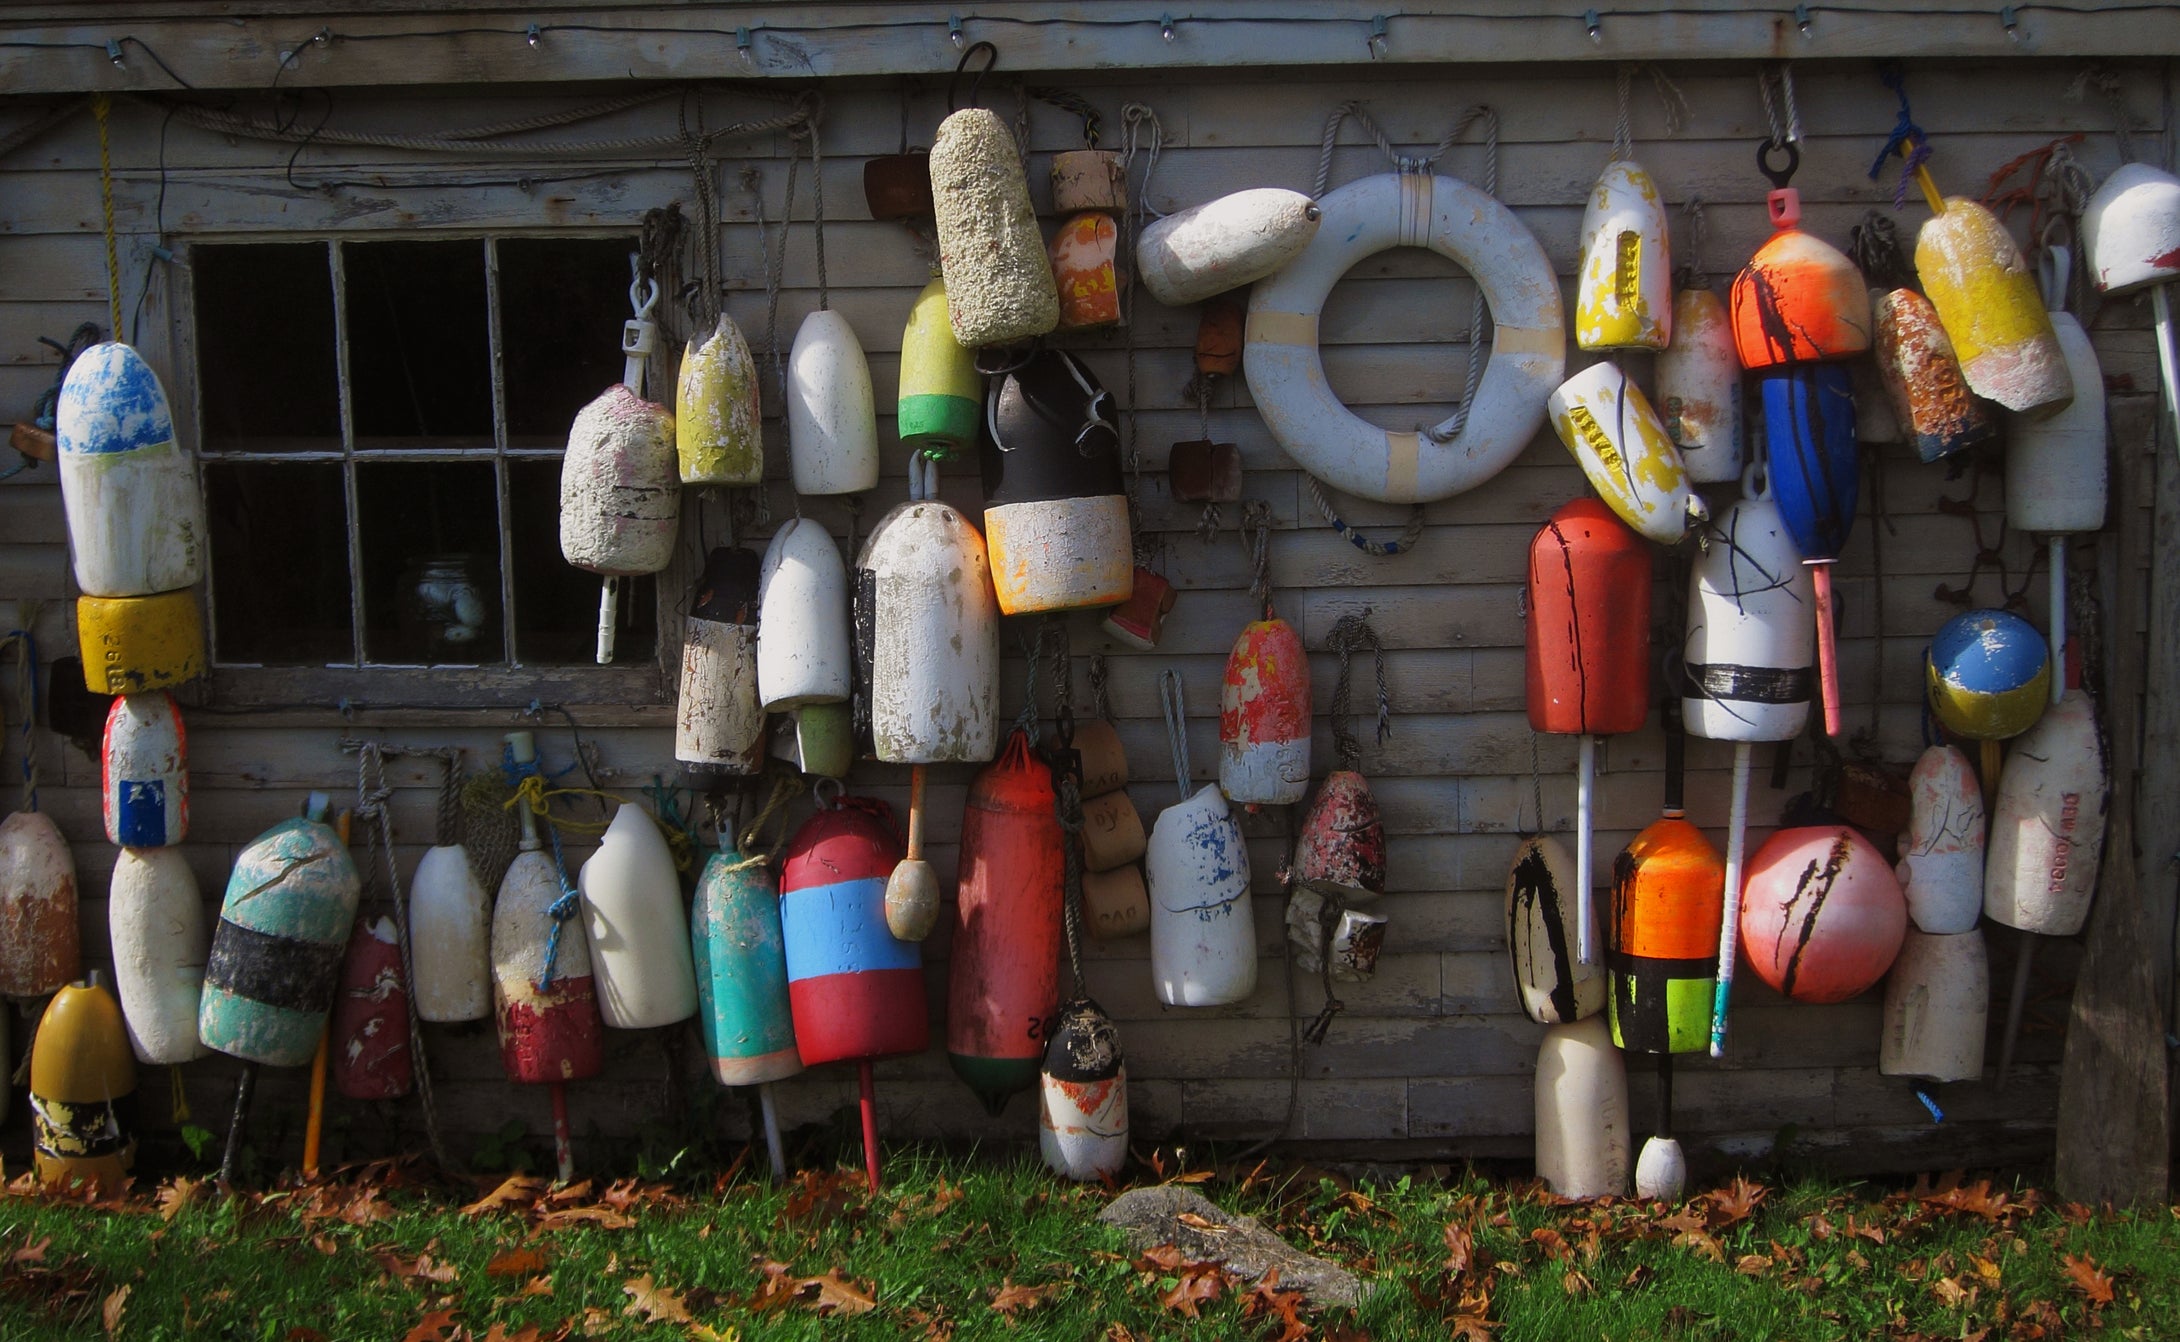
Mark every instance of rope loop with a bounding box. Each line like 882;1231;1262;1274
1325;611;1391;773
1305;474;1426;558
1867;66;1934;209
1158;669;1193;803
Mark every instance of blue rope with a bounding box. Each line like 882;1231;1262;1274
1867;68;1933;210
504;744;584;989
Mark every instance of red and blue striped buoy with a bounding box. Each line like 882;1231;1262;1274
102;692;187;848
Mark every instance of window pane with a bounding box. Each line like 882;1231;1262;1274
498;237;640;446
356;462;504;665
343;239;493;446
193;243;340;451
205;461;353;664
508;459;655;664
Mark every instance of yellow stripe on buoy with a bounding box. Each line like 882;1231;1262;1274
77;591;204;694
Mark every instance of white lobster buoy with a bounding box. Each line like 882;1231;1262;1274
1038;999;1129;1182
1148;784;1257;1007
55;342;205;597
1895;744;1986;935
2008;310;2107;535
1985;692;2108;937
1535;1014;1631;1199
1656;288;1743;483
559;384;678;577
2082;162;2180;296
757;518;852;710
107;847;208;1065
1137;189;1323;308
675;548;765;781
1549;361;1702;544
787;310;879;496
857;495;1001;764
102;692;187;848
1574;159;1672;351
676;313;764;486
577;805;699;1029
1682;468;1816;743
1880;928;1988;1083
1634;1131;1688;1202
930;107;1060;348
409;845;492;1023
1506;834;1606;1024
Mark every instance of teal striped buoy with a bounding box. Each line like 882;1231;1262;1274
198;800;361;1067
690;835;802;1087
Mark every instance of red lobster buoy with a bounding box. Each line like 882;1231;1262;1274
1739;826;1907;1003
1220;618;1312;808
947;730;1065;1113
1292;771;1387;903
333;914;412;1101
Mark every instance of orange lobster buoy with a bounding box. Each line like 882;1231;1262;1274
1730;142;1871;368
1220;618;1312;808
1049;213;1124;331
1739;826;1907;1003
1871;287;1995;463
1607;705;1723;1055
947;730;1065;1112
333;915;412;1101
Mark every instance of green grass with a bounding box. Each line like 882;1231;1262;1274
4;1148;2178;1341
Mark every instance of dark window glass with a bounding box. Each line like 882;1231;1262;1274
498;237;639;445
204;461;353;664
193;243;340;449
509;459;654;665
343;240;493;446
356;462;504;665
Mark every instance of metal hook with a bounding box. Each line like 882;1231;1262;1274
1756;137;1800;189
948;40;999;112
626;254;659;321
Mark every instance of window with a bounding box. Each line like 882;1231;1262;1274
186;234;665;691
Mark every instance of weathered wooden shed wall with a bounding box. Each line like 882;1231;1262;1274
0;29;2172;1176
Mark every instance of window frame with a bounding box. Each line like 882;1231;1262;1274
172;228;679;710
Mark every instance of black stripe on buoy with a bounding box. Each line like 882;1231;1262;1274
204;920;347;1014
1687;663;1813;704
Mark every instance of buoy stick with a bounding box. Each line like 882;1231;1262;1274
1914;165;1947;217
758;1083;787;1183
884;764;940;940
1810;560;1843;737
1575;734;1597;965
2152;285;2180;468
1997;930;2037;1087
1709;742;1754;1058
1657;1050;1675;1139
219;1063;257;1188
2049;538;2067;705
1981;738;2003;802
857;1059;883;1194
595;575;619;665
303;1028;328;1177
549;1080;575;1183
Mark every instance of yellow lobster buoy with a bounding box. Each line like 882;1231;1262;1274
30;975;136;1190
675;313;763;486
1548;362;1703;544
1915;197;2072;416
1575;160;1672;351
76;590;205;694
897;277;983;459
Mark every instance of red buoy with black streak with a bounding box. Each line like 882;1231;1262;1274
333;914;413;1101
1739;825;1907;1003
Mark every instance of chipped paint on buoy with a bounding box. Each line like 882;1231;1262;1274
675;548;765;781
55;342;205;598
558;384;678;577
1984;691;2108;937
856;500;1001;764
1219;618;1312;807
77;590;205;695
0;810;80;998
1895;744;1986;935
1137;188;1322;308
1039;998;1129;1181
333;914;413;1101
1574;159;1672;351
1656;288;1743;482
491;846;605;1085
31;979;136;1190
1548;362;1699;545
1293;770;1387;902
1284;886;1387;981
2081;163;2180;295
102;691;187;848
1050;212;1125;331
199;813;363;1067
1148;784;1257;1007
1880;927;1989;1083
1506;834;1606;1025
1872;287;1996;463
1915;197;2073;416
1926;608;2051;742
409;845;492;1023
676;313;764;486
690;835;802;1087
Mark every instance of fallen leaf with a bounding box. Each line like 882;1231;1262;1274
803;1269;879;1317
1443;1222;1475;1277
1561;1269;1593;1297
1168;1170;1216;1185
1702;1176;1768;1228
1242;1269;1312;1342
624;1274;694;1325
1672;1230;1725;1263
1176;1212;1222;1231
1528;1228;1569;1262
1970;1254;2002;1287
1105;1325;1139;1342
400;1309;459;1342
156;1178;203;1223
374;1250;459;1285
10;1236;50;1265
1134;1244;1186;1274
1930;1275;1973;1309
479;1327;544;1342
2062;1253;2115;1306
1449;1315;1496;1342
285;1330;327;1342
463;1175;548;1217
1655;1209;1707;1236
520;1275;554;1298
1734;1254;1773;1277
102;1285;129;1337
310;1234;340;1257
487;1247;549;1278
988;1278;1063;1317
534;1205;635;1231
1159;1260;1230;1318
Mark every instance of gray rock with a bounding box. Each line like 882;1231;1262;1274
1096;1185;1366;1308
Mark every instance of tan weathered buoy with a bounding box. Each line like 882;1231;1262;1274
1880;928;1988;1083
1656;288;1743;483
1137;188;1322;307
930;107;1059;347
674;548;765;783
1984;691;2107;937
1052;149;1127;214
0;810;79;998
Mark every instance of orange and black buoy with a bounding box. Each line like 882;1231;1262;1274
1608;703;1724;1056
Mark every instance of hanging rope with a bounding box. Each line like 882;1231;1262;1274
1981;133;2099;315
789;96;830;310
1158;669;1193;804
2065;64;2140;165
1678;196;1709;289
92;93;122;339
500;745;612;989
1304;475;1428;558
1325;612;1391;773
1088;651;1113;723
1868;67;1934;210
1759;63;1804;150
714;768;802;872
678;92;721;332
1118;101;1168;567
1612;63;1690;161
1242;499;1275;619
5;626;37;814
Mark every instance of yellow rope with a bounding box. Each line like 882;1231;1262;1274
500;774;616;836
718;771;803;872
91;94;122;339
170;1064;190;1123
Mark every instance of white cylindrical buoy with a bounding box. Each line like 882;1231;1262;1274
1137;188;1323;308
55;342;206;598
1506;834;1607;1025
1574;159;1672;351
577;804;700;1029
1535;1014;1631;1200
1984;691;2109;937
757;518;852;710
559;384;679;577
787;310;880;496
409;845;492;1023
1682;467;1817;745
857;495;1002;765
675;548;766;782
1896;744;1986;935
1880;927;1989;1083
107;847;208;1065
102;691;188;848
930;107;1060;348
1656;288;1743;483
0;810;80;998
1147;784;1257;1007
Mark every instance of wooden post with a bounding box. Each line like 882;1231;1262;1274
2055;395;2175;1206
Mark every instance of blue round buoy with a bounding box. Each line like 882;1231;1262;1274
1926;609;2050;741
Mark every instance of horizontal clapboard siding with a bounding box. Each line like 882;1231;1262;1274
0;56;2158;1172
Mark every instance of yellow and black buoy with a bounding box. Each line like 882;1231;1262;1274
30;973;137;1191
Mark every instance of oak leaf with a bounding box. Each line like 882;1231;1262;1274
101;1285;129;1338
1701;1176;1767;1228
156;1177;203;1223
1160;1261;1230;1318
802;1269;879;1316
988;1278;1063;1317
462;1175;547;1217
1442;1222;1474;1277
2062;1253;2115;1306
623;1273;693;1325
486;1248;549;1279
399;1309;459;1342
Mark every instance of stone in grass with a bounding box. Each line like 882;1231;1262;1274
1097;1186;1365;1309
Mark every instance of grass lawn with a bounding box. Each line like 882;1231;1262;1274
3;1143;2176;1341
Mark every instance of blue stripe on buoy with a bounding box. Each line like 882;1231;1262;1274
58;344;176;455
112;778;170;847
781;878;919;980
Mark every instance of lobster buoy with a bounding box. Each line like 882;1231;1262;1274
30;977;135;1190
948;729;1065;1111
559;384;679;577
1880;928;1988;1083
857;497;1001;764
1138;188;1322;308
1293;771;1387;903
1731;165;1871;368
1050;213;1125;331
1052;149;1128;214
1085;865;1151;940
1527;498;1651;737
491;784;604;1086
897;277;984;459
107;847;207;1064
758;519;852;711
675;547;765;783
1219;618;1312;808
1039;997;1128;1182
1916;197;2072;416
1656;287;1744;483
1534;1014;1630;1199
931;107;1060;347
1926;609;2051;743
1984;691;2108;937
981;350;1132;616
77;591;205;694
1074;718;1129;799
55;342;204;598
102;691;187;847
778;795;929;1065
1548;362;1701;544
1739;826;1907;1003
1575;159;1672;351
2008;301;2107;537
1148;785;1257;1007
676;313;764;486
1080;790;1148;873
1506;835;1606;1024
1872;288;1994;463
2083;162;2180;294
1761;364;1860;562
690;832;802;1086
1195;299;1246;378
1896;744;1986;934
1607;709;1723;1055
578;804;699;1029
1682;468;1816;743
409;845;491;1023
1284;887;1387;982
770;704;856;780
788;310;880;496
0;810;78;997
200;803;363;1067
333;914;412;1101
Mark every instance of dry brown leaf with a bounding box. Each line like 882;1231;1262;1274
102;1285;129;1337
1702;1177;1767;1228
1655;1209;1707;1236
1175;1212;1222;1231
156;1178;203;1223
988;1278;1064;1317
534;1205;635;1232
1449;1315;1497;1342
11;1236;51;1265
1929;1275;1973;1309
1672;1230;1725;1263
1970;1254;2002;1287
399;1308;460;1342
1561;1269;1593;1297
1734;1254;1772;1277
805;1269;880;1317
623;1273;694;1325
375;1250;458;1286
479;1326;545;1342
1528;1228;1570;1262
1442;1222;1475;1277
520;1275;554;1299
462;1175;548;1217
487;1247;549;1279
1134;1244;1186;1274
1105;1325;1139;1342
1159;1261;1231;1318
2062;1253;2115;1306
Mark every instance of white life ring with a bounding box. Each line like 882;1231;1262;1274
1244;173;1564;504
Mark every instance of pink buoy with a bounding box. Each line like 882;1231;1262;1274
1738;825;1907;1004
